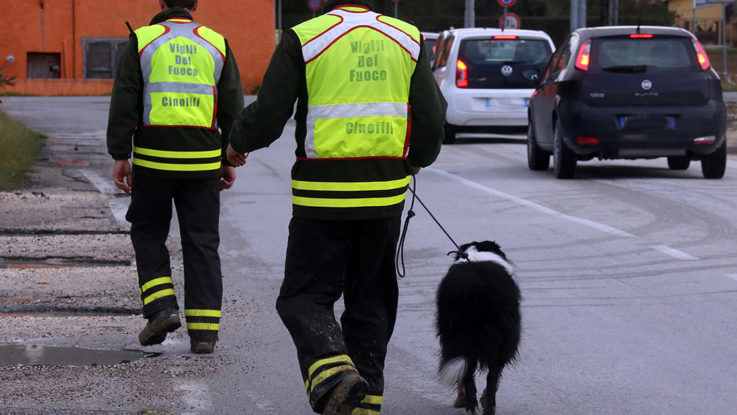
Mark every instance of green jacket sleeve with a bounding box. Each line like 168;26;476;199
106;35;142;160
217;40;245;165
228;30;303;153
406;37;447;168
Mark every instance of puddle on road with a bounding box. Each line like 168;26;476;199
0;344;151;367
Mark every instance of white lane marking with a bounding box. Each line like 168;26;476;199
244;390;278;411
108;198;129;228
80;169;129;227
80;169;116;194
177;380;213;414
649;245;699;261
727;274;737;282
427;167;635;238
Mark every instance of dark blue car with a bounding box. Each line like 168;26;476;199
527;26;727;179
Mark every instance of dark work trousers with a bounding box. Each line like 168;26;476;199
276;216;401;414
126;173;223;342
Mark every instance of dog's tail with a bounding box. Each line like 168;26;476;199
438;357;468;387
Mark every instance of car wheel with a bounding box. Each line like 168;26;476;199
443;124;457;144
701;142;726;179
667;156;691;170
527;123;550;171
553;121;576;179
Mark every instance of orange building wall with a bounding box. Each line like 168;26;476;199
0;0;274;95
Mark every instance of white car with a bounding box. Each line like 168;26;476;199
432;28;555;143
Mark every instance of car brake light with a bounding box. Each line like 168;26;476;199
630;34;654;39
493;35;518;40
576;136;600;144
575;41;591;71
456;60;468;88
692;39;711;70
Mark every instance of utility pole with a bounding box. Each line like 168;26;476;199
464;0;475;28
578;0;587;28
723;3;728;78
570;0;579;31
277;0;283;43
613;0;619;24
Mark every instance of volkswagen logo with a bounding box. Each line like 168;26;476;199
641;79;652;90
501;65;513;77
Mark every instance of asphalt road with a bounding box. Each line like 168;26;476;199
2;96;737;414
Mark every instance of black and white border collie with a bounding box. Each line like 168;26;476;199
436;241;521;415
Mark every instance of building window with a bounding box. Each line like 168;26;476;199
27;52;61;79
83;37;128;79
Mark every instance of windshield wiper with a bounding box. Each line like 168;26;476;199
602;65;647;73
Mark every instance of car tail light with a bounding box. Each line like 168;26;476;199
493;35;518;40
692;40;711;70
576;136;600;144
694;135;716;144
575;41;591;71
456;60;468;88
630;34;654;39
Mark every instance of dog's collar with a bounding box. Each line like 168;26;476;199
455;248;514;275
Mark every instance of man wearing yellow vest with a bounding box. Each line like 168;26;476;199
106;0;243;354
227;0;445;413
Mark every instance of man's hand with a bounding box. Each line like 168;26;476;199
112;160;133;194
219;166;236;191
410;166;421;175
226;144;247;167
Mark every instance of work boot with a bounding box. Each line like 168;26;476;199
138;308;181;346
190;339;217;354
322;371;368;415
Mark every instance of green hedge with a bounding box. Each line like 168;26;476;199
0;109;43;190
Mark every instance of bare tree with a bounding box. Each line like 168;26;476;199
0;68;15;91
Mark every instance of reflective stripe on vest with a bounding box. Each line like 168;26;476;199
291;176;410;208
133;19;226;173
294;7;420;161
132;146;221;172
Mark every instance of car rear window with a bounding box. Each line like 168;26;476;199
458;37;552;88
593;37;697;73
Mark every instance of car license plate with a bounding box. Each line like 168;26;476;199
485;98;528;109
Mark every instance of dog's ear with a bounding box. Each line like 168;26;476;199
477;240;507;260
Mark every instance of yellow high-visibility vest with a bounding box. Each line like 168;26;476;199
291;5;421;211
133;18;226;173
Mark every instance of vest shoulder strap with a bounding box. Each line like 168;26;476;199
193;25;227;59
294;9;422;64
135;24;168;54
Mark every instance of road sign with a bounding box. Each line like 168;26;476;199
499;12;521;29
308;0;321;11
497;0;517;7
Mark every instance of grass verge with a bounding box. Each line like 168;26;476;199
0;109;43;190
